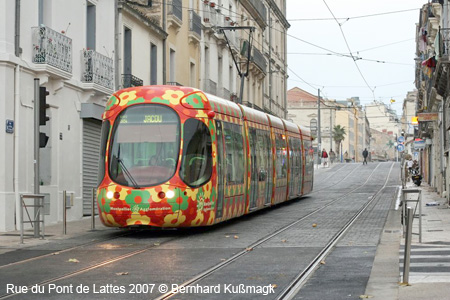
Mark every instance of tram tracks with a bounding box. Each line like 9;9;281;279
277;162;396;299
155;163;396;299
0;163;396;299
310;163;362;194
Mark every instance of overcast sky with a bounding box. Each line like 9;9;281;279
286;0;427;115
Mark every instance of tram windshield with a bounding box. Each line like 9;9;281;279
108;105;180;187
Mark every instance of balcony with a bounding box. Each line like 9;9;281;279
167;81;183;86
433;28;450;98
251;47;267;75
189;10;201;44
205;79;217;95
122;74;143;88
32;25;72;77
81;49;114;92
168;0;182;31
240;0;267;29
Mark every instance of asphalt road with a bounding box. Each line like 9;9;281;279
0;162;401;300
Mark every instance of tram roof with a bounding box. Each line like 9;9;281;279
282;119;300;135
266;114;285;130
203;93;243;119
238;105;270;126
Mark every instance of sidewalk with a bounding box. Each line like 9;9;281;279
0;216;110;255
366;181;450;299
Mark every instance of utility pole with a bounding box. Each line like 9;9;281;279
33;78;40;237
317;89;321;166
218;26;255;104
330;108;333;151
268;17;272;113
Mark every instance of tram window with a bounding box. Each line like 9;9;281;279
180;118;213;187
275;133;287;179
97;120;110;186
257;129;268;181
109;105;180;187
223;122;244;184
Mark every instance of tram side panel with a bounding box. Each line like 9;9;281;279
211;113;247;224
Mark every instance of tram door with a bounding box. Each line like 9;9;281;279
264;132;273;205
249;128;258;209
215;121;225;218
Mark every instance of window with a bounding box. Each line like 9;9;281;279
124;27;132;75
150;43;157;85
180;119;213;187
97;120;110;186
275;133;287;179
109;105;180;187
190;62;195;87
169;48;176;82
223;122;244;184
86;2;96;50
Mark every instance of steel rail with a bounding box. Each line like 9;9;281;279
310;163;362;194
0;230;136;270
0;164;353;270
277;162;395;300
155;163;388;300
0;236;179;299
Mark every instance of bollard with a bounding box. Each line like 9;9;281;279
419;191;422;243
63;190;67;235
91;188;96;230
403;207;413;284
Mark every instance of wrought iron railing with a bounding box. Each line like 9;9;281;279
122;74;143;88
249;0;267;24
439;28;450;57
81;49;113;89
168;0;182;23
32;25;72;73
189;10;201;38
205;79;217;95
252;47;267;73
167;81;183;86
223;88;230;100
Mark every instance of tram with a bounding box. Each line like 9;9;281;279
96;85;314;228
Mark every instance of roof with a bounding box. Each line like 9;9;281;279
287;87;318;104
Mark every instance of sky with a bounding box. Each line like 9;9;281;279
286;0;427;115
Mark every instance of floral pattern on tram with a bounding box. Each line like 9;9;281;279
97;86;219;227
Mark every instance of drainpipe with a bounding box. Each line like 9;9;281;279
15;0;20;57
114;0;120;90
14;65;21;230
14;0;21;230
162;0;167;84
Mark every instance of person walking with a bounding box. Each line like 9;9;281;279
321;148;328;167
329;149;336;164
362;148;369;165
344;151;349;163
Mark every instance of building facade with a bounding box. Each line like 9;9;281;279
414;0;449;197
287;87;371;162
0;0;289;232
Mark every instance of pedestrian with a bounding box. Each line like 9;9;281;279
362;148;369;165
329;149;336;164
406;158;414;182
321;148;328;167
344;151;349;163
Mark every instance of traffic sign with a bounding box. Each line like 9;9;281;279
397;144;405;152
397;136;405;144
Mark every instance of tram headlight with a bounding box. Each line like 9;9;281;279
106;191;114;199
166;190;175;199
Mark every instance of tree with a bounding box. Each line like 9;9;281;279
333;125;346;157
386;140;394;149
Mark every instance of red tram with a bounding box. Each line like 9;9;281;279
96;85;314;228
